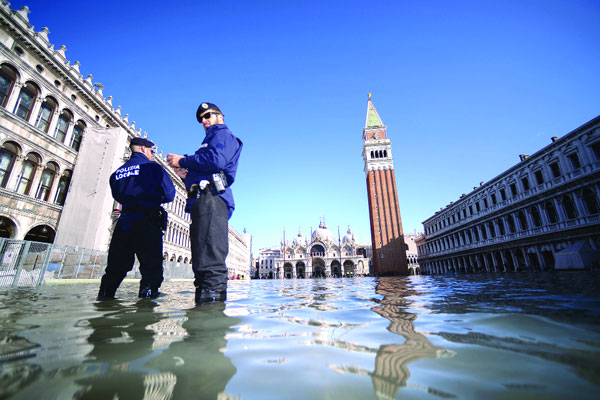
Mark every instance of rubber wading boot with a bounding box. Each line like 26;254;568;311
195;287;227;303
97;285;117;300
138;286;160;299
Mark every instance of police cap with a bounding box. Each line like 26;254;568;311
130;137;155;147
196;102;222;123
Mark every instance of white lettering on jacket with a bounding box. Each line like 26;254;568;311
115;165;140;180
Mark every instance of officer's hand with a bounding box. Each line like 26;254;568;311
174;167;188;179
166;153;183;168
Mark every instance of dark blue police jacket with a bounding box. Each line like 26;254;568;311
179;124;243;219
110;152;176;229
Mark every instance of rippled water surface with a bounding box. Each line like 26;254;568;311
1;272;600;399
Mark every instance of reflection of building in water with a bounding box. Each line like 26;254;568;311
0;4;251;269
362;95;409;276
273;221;370;279
324;279;455;399
416;116;600;273
368;280;454;398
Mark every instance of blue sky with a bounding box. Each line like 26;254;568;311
21;0;600;251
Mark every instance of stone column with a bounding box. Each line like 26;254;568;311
63;120;76;147
491;251;499;272
4;83;23;113
46;171;60;202
571;190;587;218
29;164;44;197
483;253;490;272
47;110;61;141
533;246;544;271
5;154;24;190
553;197;567;222
509;249;519;272
28;97;43;126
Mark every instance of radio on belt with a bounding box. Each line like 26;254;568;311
212;172;226;194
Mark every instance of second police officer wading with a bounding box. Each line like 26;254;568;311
167;102;243;303
98;137;175;299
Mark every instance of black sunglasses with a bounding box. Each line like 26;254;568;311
200;112;219;120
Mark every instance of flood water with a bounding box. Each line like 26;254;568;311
1;272;599;399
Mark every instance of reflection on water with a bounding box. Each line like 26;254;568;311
0;272;599;399
75;300;241;399
369;279;455;399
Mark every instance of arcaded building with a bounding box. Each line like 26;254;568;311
275;222;369;279
0;4;250;270
416;115;600;273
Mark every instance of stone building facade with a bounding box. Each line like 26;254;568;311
274;222;369;279
404;232;421;275
416;115;600;273
0;4;250;273
256;248;281;279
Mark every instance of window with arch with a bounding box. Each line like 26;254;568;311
506;214;516;233
498;218;506;235
0;64;18;107
15;153;41;195
544;201;559;223
0;141;19;188
517;210;528;231
581;188;599;215
567;152;581;170
70;120;85;151
562;195;578;219
14;82;39;121
531;205;542;227
54;109;73;143
36;97;58;133
36;162;58;201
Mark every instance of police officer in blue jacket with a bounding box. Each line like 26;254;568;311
98;137;176;300
167;102;243;303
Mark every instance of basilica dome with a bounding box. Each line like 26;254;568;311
293;232;307;247
312;221;334;243
342;227;355;244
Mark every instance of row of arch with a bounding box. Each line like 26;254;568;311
419;188;600;256
277;259;365;279
0;216;56;242
163;252;190;264
425;141;599;236
370;149;388;159
0;140;72;204
1;63;88;151
284;243;357;259
421;242;573;274
165;221;190;248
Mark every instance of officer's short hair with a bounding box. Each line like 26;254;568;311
196;102;222;123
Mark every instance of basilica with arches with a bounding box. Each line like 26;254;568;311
273;222;370;279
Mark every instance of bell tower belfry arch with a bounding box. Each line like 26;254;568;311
362;94;409;275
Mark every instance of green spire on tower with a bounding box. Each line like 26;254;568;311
365;93;384;128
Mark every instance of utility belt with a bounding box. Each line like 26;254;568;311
120;205;168;231
187;172;228;199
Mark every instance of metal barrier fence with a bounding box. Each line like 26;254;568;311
0;238;194;288
0;239;52;288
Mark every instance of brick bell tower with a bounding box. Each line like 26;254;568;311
362;94;409;275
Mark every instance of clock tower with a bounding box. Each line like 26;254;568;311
362;94;409;275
